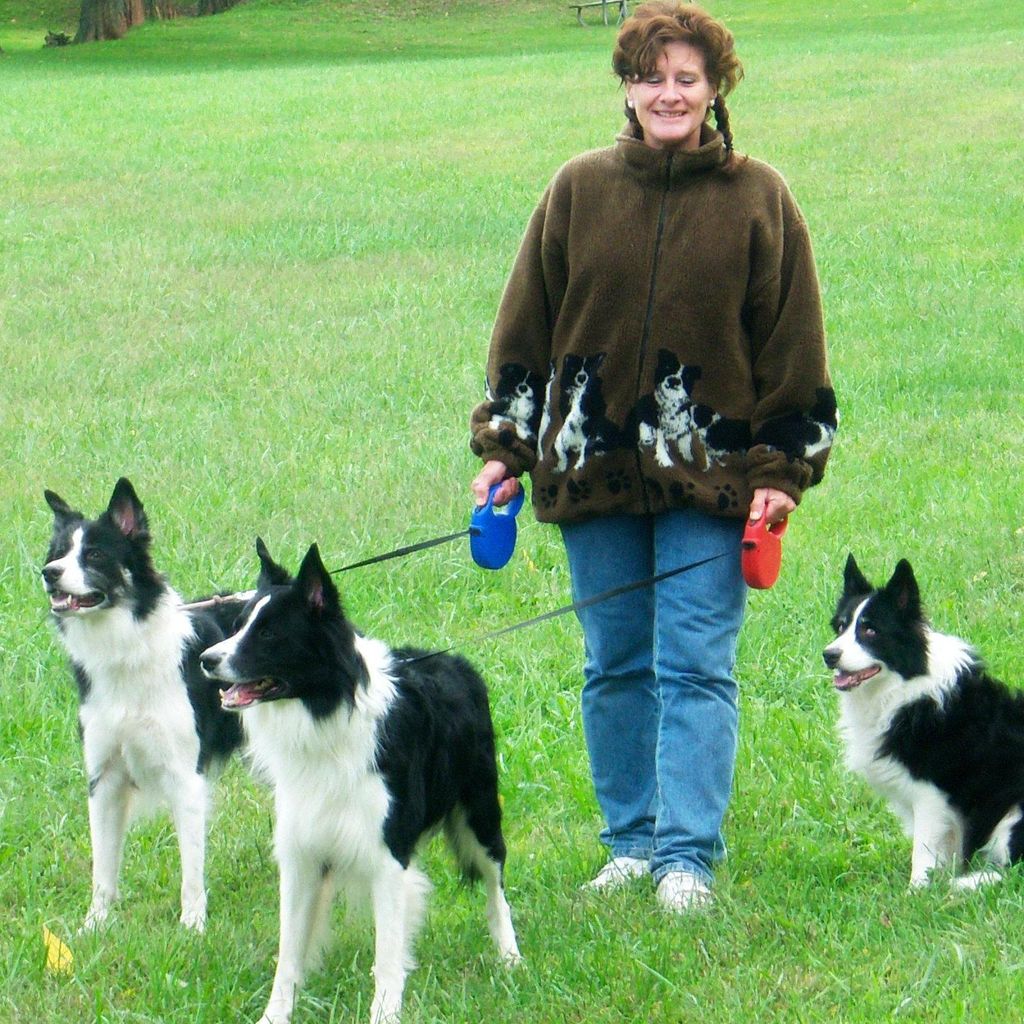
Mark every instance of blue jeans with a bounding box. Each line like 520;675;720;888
560;509;747;885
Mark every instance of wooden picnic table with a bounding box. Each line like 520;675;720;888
568;0;628;27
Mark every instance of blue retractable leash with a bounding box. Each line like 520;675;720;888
321;483;525;577
469;484;526;570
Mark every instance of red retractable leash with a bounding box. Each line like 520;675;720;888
741;516;789;589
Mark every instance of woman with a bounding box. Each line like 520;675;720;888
470;1;836;912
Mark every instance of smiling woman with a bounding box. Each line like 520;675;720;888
624;42;717;151
469;0;836;913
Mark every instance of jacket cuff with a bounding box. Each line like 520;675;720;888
469;426;536;478
745;445;813;505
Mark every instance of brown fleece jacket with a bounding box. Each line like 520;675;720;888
470;125;836;525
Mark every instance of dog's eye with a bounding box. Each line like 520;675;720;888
859;624;877;639
84;549;104;564
258;626;277;642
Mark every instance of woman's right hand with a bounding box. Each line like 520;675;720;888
471;460;521;507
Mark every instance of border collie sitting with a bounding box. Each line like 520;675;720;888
199;540;520;1024
824;555;1024;889
41;478;245;931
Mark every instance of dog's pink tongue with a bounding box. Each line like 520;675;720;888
220;685;258;710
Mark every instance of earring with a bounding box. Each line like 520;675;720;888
626;99;635;109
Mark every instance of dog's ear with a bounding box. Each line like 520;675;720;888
106;478;149;541
44;489;81;522
842;553;872;597
884;559;922;618
296;543;340;616
255;537;292;588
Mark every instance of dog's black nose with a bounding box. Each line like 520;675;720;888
199;652;222;675
823;648;840;670
41;564;62;586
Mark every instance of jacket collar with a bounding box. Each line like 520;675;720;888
616;122;728;186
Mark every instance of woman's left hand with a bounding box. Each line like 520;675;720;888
748;487;795;526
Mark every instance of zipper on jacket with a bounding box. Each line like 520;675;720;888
632;151;673;516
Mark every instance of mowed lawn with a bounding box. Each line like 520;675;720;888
1;1;1023;1021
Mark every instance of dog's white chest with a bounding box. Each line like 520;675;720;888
243;672;397;874
839;690;958;837
69;604;200;788
80;681;199;787
277;771;391;873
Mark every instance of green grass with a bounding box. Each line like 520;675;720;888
2;0;1024;1021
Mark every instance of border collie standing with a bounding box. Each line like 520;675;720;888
200;540;520;1024
41;478;245;931
824;555;1024;888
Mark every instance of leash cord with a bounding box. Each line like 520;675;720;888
396;550;730;666
180;536;731;662
329;529;473;574
180;527;476;610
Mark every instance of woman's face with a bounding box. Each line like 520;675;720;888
626;41;717;151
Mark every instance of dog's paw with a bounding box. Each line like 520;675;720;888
501;948;524;968
258;997;296;1024
257;1014;291;1024
180;904;207;932
79;904;111;935
369;995;402;1024
952;869;1003;891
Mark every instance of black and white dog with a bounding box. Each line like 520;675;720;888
41;478;245;931
824;555;1024;889
200;540;520;1024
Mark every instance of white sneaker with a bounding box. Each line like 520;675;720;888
655;871;713;913
582;856;649;891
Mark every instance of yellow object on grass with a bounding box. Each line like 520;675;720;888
43;925;74;976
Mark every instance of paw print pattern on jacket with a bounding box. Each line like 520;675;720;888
537;484;560;510
605;468;633;495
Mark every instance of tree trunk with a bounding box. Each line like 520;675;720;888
75;0;127;41
75;0;143;42
145;0;178;19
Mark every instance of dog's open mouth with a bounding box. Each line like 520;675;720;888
833;666;881;691
48;590;106;613
220;679;287;710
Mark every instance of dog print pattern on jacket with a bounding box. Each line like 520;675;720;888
752;387;838;464
634;350;750;470
485;362;546;446
483;351;832;525
552;353;620;472
634;350;705;467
